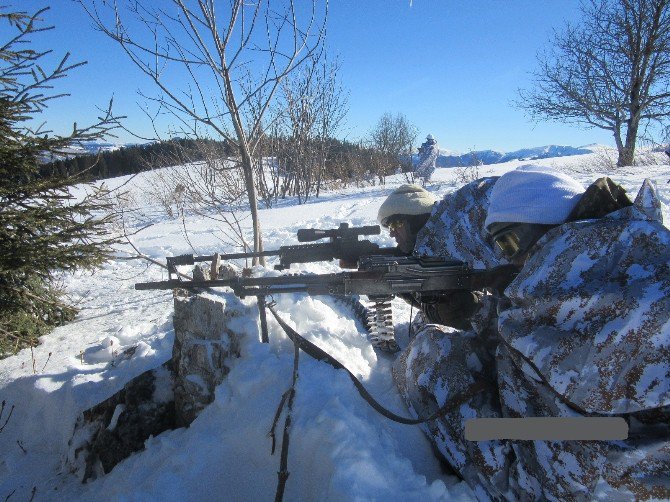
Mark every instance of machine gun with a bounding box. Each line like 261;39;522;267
136;254;517;351
165;223;400;276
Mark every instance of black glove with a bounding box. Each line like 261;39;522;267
420;290;480;330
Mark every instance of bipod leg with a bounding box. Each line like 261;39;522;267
257;295;269;343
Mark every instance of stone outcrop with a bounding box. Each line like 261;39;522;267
67;292;249;481
67;361;176;481
172;292;245;426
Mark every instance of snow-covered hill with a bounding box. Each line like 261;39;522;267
1;147;669;501
435;144;598;167
39;141;130;163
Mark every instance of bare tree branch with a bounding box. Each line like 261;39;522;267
80;0;328;264
517;0;670;166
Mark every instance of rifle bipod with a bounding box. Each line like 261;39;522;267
257;295;270;343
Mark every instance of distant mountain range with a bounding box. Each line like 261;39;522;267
79;141;127;154
435;145;597;167
40;141;133;164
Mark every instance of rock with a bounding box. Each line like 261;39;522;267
67;361;176;482
172;293;245;426
67;292;248;481
216;263;239;279
192;264;210;281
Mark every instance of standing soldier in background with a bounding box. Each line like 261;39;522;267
414;134;439;184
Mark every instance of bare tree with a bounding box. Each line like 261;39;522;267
368;113;417;183
518;0;670;167
266;55;347;203
312;57;348;197
143;142;253;253
320;139;375;189
80;0;328;262
277;62;319;202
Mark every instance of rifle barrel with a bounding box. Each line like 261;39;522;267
216;249;280;260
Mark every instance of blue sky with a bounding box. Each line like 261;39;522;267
17;1;616;152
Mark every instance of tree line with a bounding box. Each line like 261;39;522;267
41;108;421;202
40;138;234;181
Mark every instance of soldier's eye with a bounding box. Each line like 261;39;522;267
388;219;405;232
494;231;521;258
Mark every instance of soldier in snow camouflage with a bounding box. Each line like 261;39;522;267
392;177;516;499
394;166;670;500
377;183;494;330
487;168;669;499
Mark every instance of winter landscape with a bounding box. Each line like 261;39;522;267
1;147;668;501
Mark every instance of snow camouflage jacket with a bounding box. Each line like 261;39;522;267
395;178;670;500
497;179;670;500
415;137;439;182
395;177;515;499
414;176;506;269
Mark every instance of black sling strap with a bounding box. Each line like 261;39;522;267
267;303;487;425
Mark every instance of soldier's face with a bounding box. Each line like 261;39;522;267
389;218;415;254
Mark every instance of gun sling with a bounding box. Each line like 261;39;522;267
266;303;487;426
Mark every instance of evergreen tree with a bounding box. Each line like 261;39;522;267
0;7;119;356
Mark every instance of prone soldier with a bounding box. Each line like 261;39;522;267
392;166;670;500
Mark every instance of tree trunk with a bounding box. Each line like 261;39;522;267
240;149;265;266
616;147;635;167
315;159;324;198
617;118;640;167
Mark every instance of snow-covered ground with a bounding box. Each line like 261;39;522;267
1;148;669;501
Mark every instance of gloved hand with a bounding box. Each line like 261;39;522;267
420;290;480;330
